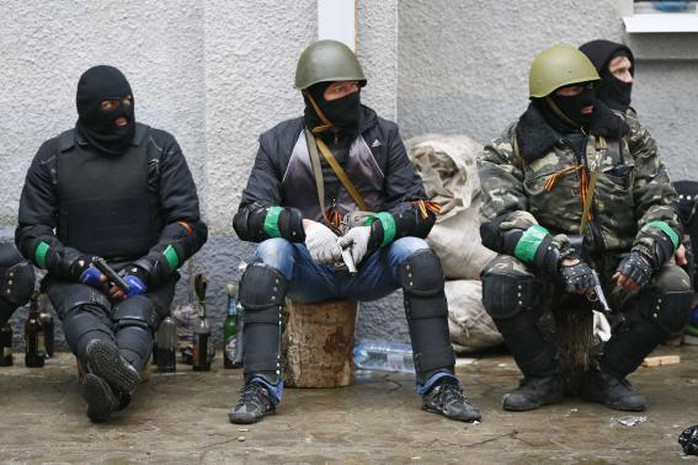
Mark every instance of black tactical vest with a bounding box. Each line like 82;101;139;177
55;123;162;260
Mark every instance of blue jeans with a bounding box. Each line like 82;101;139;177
252;236;430;302
248;236;459;399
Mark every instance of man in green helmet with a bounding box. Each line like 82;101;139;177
229;39;481;424
478;44;691;412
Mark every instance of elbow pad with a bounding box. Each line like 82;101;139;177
480;223;561;274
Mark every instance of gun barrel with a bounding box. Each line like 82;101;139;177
92;257;131;293
340;245;357;274
591;270;612;314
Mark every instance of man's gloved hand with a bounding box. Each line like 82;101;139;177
558;257;596;294
613;250;654;290
304;220;341;264
337;226;372;266
110;264;149;300
70;256;105;288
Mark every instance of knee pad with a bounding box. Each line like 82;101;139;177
113;296;158;332
400;249;443;298
0;261;35;306
481;256;536;319
239;263;287;310
641;290;694;334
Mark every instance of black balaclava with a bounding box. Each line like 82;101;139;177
75;65;136;155
541;83;598;131
303;81;361;146
579;40;634;112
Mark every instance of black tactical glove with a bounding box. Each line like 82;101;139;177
615;251;654;288
558;258;596;294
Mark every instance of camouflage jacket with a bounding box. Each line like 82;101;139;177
478;102;679;256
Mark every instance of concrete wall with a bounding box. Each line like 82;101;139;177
397;1;698;179
0;0;404;348
3;1;696;350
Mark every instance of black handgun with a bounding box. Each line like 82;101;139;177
587;270;612;314
92;257;131;293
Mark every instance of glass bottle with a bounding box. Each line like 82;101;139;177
38;294;54;359
156;316;177;373
192;273;211;371
223;283;241;369
0;322;13;366
24;295;45;368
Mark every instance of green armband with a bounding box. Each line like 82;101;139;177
163;245;180;271
374;212;397;247
34;241;51;269
642;220;679;251
514;224;550;263
263;206;283;238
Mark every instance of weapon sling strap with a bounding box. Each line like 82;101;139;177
305;128;369;214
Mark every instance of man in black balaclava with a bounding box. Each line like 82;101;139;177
581;40;697;341
230;40;481;425
479;44;691;413
16;65;208;422
579;40;635;114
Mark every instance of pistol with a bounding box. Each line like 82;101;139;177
587;269;611;314
92;257;131;293
339;242;358;275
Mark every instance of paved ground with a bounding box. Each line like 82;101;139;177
1;344;697;464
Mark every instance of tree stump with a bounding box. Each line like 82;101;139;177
281;299;358;388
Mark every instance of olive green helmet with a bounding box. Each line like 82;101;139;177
294;39;367;90
529;44;600;98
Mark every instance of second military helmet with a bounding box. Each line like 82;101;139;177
529;45;600;98
295;40;367;90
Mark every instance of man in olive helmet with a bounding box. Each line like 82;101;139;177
478;45;691;412
230;39;481;424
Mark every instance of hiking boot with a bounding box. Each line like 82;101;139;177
85;339;140;394
228;383;276;424
581;370;646;411
422;382;481;422
81;373;120;423
502;375;564;411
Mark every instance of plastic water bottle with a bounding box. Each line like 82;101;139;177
353;340;415;374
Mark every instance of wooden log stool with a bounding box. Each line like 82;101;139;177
552;305;598;396
281;299;358;388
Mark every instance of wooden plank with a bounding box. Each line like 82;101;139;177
641;355;681;367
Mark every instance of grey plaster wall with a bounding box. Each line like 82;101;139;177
0;1;406;349
397;1;698;179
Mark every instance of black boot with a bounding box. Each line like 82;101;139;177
228;382;275;424
581;369;646;411
502;375;564;411
85;339;140;394
81;373;120;423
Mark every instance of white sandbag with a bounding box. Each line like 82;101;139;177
445;280;503;353
407;134;495;279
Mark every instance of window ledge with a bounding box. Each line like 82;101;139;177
624;13;698;33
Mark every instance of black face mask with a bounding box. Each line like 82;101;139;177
598;64;633;112
546;85;597;129
579;41;635;112
303;82;361;135
75;65;136;155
